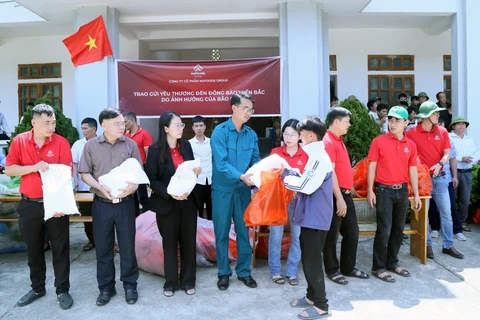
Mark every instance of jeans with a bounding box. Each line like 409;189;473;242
323;192;359;275
457;171;473;225
372;184;409;271
428;182;462;234
427;176;454;248
268;199;301;277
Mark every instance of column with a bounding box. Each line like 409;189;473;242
74;6;120;131
279;1;330;122
451;0;480;147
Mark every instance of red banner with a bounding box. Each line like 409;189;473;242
117;58;280;116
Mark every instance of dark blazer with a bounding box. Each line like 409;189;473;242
145;139;201;215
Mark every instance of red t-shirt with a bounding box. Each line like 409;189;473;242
6;130;73;198
125;126;153;164
170;143;184;170
368;132;418;185
270;145;308;172
323;130;353;190
405;124;451;168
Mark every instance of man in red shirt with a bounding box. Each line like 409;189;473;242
5;104;74;309
124;112;153;213
323;107;369;285
406;101;464;260
367;106;422;282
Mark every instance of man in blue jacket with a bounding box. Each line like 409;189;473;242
283;115;333;319
211;93;261;291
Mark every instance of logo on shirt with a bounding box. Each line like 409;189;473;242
46;150;54;157
404;147;409;153
297;160;303;166
434;135;440;141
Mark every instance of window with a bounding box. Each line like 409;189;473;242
329;55;337;71
444;75;452;103
368;55;414;71
18;63;62;79
368;75;414;106
443;55;451;71
18;83;62;120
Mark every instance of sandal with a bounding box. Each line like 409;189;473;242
272;276;285;285
163;290;174;297
462;225;471;232
372;269;396;283
286;276;299;286
345;268;370;279
297;306;331;319
388;266;411;278
290;297;314;308
327;272;348;285
185;288;196;295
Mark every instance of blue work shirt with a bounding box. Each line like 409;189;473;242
211;118;261;192
444;137;457;183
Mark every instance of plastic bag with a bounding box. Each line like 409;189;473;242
40;164;79;221
472;208;480;224
244;169;293;227
167;159;200;197
245;154;291;188
99;158;150;198
0;202;26;254
409;159;433;196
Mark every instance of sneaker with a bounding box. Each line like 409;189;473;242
431;230;439;238
454;233;467;241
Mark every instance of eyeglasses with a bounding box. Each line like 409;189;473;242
240;106;255;115
283;132;299;139
172;123;185;129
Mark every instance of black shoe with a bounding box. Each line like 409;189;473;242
125;289;138;304
82;241;95;251
238;276;257;288
427;246;435;259
17;289;46;307
57;292;73;310
442;247;464;259
96;288;117;306
217;275;229;291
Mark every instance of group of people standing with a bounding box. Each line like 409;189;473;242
3;91;475;319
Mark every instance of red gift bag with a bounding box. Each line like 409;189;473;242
244;169;294;227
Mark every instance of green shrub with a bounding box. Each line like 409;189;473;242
471;164;480;205
8;91;79;147
338;96;381;166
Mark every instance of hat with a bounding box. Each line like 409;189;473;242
450;116;470;129
417;92;429;99
415;101;446;118
387;106;408;120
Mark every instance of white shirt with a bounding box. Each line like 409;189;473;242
369;111;379;121
189;136;212;185
449;132;477;170
0;113;11;137
71;138;90;191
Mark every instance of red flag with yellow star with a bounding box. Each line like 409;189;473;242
63;16;113;67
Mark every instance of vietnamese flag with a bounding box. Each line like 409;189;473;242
63;16;113;67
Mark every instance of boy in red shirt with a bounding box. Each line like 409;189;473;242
367;106;421;283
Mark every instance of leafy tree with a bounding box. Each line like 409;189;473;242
340;95;381;166
9;91;79;147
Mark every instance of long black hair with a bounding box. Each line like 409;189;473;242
157;111;184;163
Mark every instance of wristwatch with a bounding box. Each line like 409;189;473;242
438;161;444;167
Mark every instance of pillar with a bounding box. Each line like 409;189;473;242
279;1;330;122
74;6;120;132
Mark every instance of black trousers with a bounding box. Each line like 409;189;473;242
137;184;149;209
429;182;462;234
18;199;70;294
300;227;329;311
156;198;197;291
372;185;409;271
78;191;94;243
196;183;212;220
323;192;359;275
92;196;138;292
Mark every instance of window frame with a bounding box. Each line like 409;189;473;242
18;82;63;120
443;75;452;104
329;55;337;71
18;63;62;80
368;55;415;71
443;55;451;72
368;74;415;107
